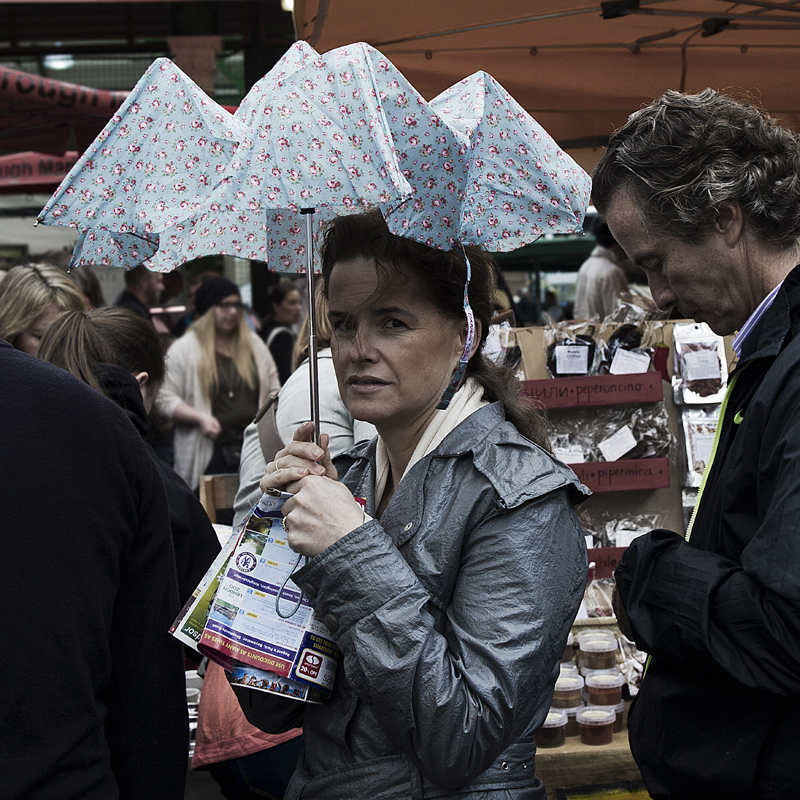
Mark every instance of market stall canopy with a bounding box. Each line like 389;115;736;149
0;66;128;157
292;0;800;148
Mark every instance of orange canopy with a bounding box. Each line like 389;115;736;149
294;0;800;154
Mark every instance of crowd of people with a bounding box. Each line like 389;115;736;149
2;85;800;800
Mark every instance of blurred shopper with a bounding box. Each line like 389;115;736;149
0;339;188;799
115;263;164;323
260;281;303;384
573;217;629;320
39;307;221;607
542;289;564;323
594;89;800;798
157;276;280;492
0;262;87;358
172;269;221;337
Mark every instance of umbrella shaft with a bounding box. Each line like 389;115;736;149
303;210;321;445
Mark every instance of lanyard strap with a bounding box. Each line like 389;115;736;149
685;365;746;543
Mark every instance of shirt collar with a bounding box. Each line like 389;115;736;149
731;281;784;358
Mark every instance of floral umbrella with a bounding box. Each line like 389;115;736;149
37;43;416;437
37;58;252;271
380;70;591;251
149;41;412;274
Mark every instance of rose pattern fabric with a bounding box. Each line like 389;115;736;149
383;70;591;251
38;42;591;275
38;58;252;271
150;42;413;274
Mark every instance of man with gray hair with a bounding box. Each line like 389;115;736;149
593;89;800;798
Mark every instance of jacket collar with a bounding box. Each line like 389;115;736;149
337;402;588;509
740;263;800;364
93;363;150;436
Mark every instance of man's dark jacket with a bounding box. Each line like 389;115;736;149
114;288;151;320
615;264;800;799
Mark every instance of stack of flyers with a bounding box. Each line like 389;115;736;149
170;490;340;703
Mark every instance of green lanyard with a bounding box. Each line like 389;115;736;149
684;365;746;543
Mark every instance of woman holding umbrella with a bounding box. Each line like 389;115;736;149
234;210;588;799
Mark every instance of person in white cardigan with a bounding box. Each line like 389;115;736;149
157;276;280;492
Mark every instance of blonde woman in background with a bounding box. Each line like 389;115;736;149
0;263;87;357
157;276;280;492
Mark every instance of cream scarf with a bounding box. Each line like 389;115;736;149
373;378;489;509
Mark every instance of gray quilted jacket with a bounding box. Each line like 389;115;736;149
236;402;589;799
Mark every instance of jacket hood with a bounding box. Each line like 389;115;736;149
337;402;590;508
93;363;150;437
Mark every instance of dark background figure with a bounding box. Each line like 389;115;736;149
260;281;303;384
0;340;188;799
115;263;165;323
172;270;223;338
594;89;800;798
573;217;629;320
70;264;107;308
542;289;564;323
39;307;221;612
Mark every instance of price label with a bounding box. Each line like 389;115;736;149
555;344;589;375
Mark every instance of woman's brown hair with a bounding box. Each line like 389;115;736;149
38;307;165;398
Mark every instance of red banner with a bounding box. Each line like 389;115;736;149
0;150;77;190
0;67;127;114
0;67;127;156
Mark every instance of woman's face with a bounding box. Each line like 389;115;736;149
273;289;303;326
16;302;61;358
213;293;244;337
328;257;466;439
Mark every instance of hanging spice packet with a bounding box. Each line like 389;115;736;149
672;323;728;404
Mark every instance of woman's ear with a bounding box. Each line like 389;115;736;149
134;371;149;388
470;319;483;359
459;318;483;360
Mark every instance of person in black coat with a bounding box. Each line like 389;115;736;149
0;339;188;799
38;307;221;607
594;89;800;798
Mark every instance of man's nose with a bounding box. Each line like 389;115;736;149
648;274;677;311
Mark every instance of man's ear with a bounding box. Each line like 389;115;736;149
134;371;149;388
713;200;744;247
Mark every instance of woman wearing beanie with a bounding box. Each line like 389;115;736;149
157;275;280;492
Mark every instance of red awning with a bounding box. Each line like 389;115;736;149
293;0;800;146
0;66;127;157
0;150;78;193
